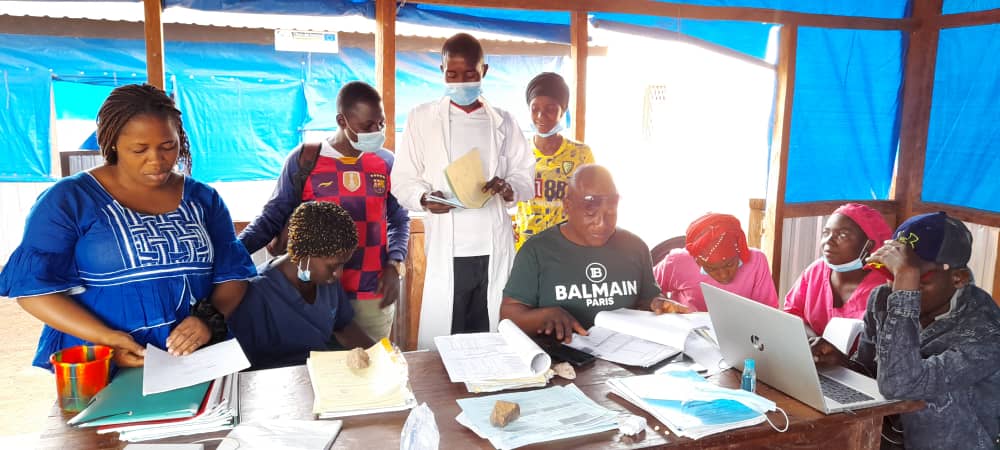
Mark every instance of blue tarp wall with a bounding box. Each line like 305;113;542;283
0;34;561;182
4;0;1000;213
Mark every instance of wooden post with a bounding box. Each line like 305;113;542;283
747;198;766;249
761;25;797;290
892;0;942;224
570;10;588;142
142;0;165;89
375;0;397;150
994;236;1000;305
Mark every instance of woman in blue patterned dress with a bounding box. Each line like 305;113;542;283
0;84;256;370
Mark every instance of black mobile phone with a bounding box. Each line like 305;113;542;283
546;343;596;367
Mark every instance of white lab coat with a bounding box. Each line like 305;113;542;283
391;97;535;349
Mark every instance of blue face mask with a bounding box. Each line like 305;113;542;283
346;124;385;153
823;240;872;273
445;81;482;106
297;256;311;282
533;121;564;138
700;260;743;276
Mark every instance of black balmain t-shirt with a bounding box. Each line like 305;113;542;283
503;225;661;328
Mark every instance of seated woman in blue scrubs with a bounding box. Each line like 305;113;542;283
228;201;375;370
0;84;256;370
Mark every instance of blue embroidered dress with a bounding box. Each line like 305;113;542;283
0;172;256;370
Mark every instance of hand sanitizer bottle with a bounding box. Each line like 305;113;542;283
741;358;757;393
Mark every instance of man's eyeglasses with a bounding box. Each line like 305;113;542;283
581;194;619;215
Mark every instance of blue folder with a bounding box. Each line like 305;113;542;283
67;368;211;427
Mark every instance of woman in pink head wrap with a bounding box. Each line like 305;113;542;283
784;203;893;336
653;213;778;312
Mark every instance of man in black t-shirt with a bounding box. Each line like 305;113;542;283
500;164;688;343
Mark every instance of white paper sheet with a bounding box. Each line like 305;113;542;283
567;327;680;367
142;339;250;396
434;319;551;383
593;309;709;349
822;317;864;355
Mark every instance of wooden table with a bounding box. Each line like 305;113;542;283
38;352;921;449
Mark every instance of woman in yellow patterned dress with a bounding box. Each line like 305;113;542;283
515;72;595;250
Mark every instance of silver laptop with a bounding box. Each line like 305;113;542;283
700;283;889;414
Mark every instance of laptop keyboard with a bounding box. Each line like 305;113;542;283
819;374;874;405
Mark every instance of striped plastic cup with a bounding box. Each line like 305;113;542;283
49;345;113;412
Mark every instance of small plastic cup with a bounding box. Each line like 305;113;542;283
49;345;114;412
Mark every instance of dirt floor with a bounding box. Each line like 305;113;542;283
0;298;55;447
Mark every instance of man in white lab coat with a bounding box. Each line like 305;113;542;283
391;33;535;349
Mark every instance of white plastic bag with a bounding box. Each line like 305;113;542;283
400;403;439;450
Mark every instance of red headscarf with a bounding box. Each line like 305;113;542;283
684;213;750;265
832;203;893;251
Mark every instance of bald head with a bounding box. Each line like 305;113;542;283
567;164;616;197
562;164;619;247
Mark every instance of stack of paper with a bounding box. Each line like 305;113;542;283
464;371;552;394
567;310;726;372
68;339;251;442
607;369;766;439
307;338;416;418
435;319;552;393
455;384;619;449
68;368;239;442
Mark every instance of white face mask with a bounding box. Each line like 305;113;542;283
444;81;482;106
823;240;872;273
533;121;564;138
346;124;385;153
297;256;311;282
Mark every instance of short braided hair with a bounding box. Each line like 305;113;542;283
96;84;192;170
287;201;358;264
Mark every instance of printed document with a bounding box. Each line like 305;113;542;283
143;339;250;396
435;319;551;383
565;326;680;367
456;384;619;449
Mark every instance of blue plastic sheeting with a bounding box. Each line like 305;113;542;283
53;81;115;120
943;0;1000;14
398;6;571;43
0;68;52;181
405;1;909;20
783;28;904;203
639;0;909;18
160;1;875;60
177;77;307;181
591;15;775;61
0;33;564;183
923;25;1000;212
166;0;371;16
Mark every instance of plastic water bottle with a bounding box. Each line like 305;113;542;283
741;358;757;393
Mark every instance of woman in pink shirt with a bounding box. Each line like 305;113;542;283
654;213;778;312
783;203;892;336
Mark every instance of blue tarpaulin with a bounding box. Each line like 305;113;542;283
0;33;561;182
4;0;1000;215
943;0;1000;14
0;68;52;181
784;27;904;203
923;24;1000;212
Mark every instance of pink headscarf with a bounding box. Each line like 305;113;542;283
832;203;893;250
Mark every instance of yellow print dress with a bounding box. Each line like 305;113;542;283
514;138;595;249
